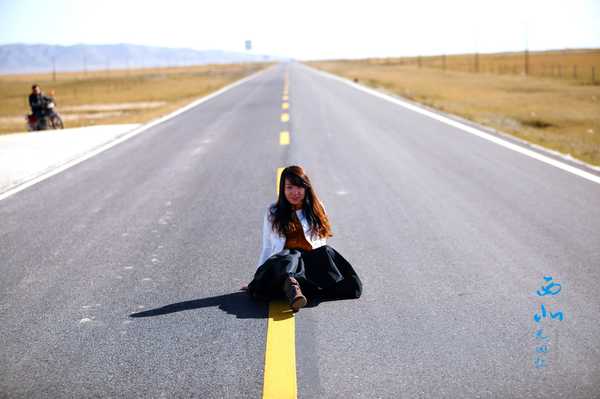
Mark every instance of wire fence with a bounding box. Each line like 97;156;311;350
362;49;600;84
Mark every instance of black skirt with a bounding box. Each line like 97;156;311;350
247;245;362;301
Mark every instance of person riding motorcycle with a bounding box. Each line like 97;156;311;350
29;85;51;117
28;85;54;130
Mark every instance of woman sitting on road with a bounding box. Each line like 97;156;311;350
242;165;362;312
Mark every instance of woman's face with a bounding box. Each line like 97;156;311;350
284;178;305;207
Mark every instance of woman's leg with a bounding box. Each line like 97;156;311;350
282;276;307;312
300;245;344;290
248;249;304;300
319;245;362;299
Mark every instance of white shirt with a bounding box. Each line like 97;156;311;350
257;203;328;268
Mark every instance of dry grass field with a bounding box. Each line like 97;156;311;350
347;48;600;83
0;62;272;134
309;50;600;167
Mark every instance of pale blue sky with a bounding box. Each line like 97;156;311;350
1;0;599;60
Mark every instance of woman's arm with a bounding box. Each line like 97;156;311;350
257;208;272;268
320;200;330;242
244;209;272;291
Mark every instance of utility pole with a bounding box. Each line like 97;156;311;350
524;21;529;76
473;25;479;73
52;56;56;81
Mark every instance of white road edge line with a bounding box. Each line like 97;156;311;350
305;64;600;185
0;64;277;202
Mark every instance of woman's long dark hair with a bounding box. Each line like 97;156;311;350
269;165;333;239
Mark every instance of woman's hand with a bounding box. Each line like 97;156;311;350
241;284;249;291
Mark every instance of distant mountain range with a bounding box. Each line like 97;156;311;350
0;43;286;74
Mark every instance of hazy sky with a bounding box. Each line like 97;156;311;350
1;0;599;60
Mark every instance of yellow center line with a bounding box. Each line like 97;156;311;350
263;167;297;398
280;131;290;145
276;167;284;195
262;301;297;399
281;113;290;123
282;102;289;110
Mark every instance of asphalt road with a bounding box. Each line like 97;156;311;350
1;62;599;399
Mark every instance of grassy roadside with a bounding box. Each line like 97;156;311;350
350;49;600;84
0;62;273;134
307;60;600;167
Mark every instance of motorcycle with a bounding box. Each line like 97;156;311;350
26;101;64;131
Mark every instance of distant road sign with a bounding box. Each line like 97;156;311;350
245;40;252;50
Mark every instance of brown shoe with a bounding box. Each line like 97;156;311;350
283;276;307;312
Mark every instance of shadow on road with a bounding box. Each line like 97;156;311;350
128;289;354;320
128;291;268;319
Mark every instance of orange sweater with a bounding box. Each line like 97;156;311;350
284;212;313;251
